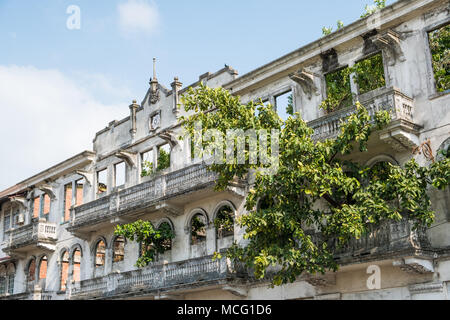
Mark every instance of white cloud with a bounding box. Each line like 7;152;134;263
0;65;131;191
118;0;160;36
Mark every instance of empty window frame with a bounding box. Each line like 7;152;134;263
72;249;81;283
190;213;207;245
354;52;386;95
27;258;36;287
158;222;173;251
60;251;69;291
63;184;72;223
157;144;171;171
113;236;125;263
75;179;84;207
214;205;235;239
42;194;51;217
33;197;40;219
0;265;5;294
324;66;353;112
6;264;15;294
38;256;48;281
2;212;10;241
275;91;293;121
428;24;450;93
114;162;126;188
97;169;107;196
95;240;106;267
141;149;154;177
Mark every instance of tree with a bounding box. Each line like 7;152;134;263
179;83;450;287
114;220;175;268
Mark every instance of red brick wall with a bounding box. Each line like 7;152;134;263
33;197;40;218
64;184;72;222
39;257;47;280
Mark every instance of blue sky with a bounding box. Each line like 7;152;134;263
0;0;394;190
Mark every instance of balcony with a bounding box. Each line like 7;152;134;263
3;219;57;254
71;255;243;300
308;218;431;265
68;164;218;235
308;87;421;151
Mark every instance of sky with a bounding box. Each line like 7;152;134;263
0;0;395;191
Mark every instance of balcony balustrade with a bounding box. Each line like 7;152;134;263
4;219;57;253
308;87;421;151
71;255;239;299
68;164;217;233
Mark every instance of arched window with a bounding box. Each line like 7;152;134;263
6;263;15;294
27;258;36;289
0;265;6;294
158;222;173;251
214;205;235;239
72;249;81;283
113;236;125;263
60;251;69;291
95;240;106;267
38;256;48;281
190;213;207;245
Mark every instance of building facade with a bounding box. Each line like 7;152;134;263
0;0;449;300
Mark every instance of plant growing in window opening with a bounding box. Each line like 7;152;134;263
141;161;154;177
428;24;450;93
191;215;206;244
214;206;235;238
157;148;171;171
354;53;386;95
320;67;354;113
114;220;175;268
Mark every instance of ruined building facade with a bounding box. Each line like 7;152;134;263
0;0;449;300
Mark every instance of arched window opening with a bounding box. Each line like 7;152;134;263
6;263;15;294
38;256;48;280
158;222;173;251
27;258;36;289
60;251;69;291
214;206;235;239
72;249;81;283
95;240;106;267
258;196;275;211
113;236;125;263
0;265;6;294
191;214;207;245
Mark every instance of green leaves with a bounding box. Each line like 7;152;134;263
114;220;174;268
428;24;450;93
179;84;447;287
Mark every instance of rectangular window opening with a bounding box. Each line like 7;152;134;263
114;162;126;188
323;66;353;113
275;91;293;122
428;24;450;94
63;184;72;222
157;144;171;172
354;52;386;95
97;169;107;196
75;179;84;207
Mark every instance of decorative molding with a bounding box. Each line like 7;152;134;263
393;258;434;274
76;171;94;187
115;150;137;168
409;282;444;295
289;69;319;100
38;184;56;200
373;30;406;66
223;286;248;298
156;202;183;217
158;130;179;149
